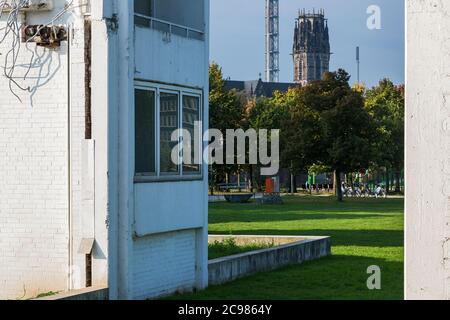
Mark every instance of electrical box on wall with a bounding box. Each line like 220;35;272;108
2;0;53;11
22;25;67;48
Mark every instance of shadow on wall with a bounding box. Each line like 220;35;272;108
6;43;62;106
27;46;62;104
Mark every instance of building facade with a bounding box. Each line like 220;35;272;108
224;78;296;98
293;9;330;85
0;0;209;300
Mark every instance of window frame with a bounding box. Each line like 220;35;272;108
134;81;203;183
159;88;181;176
181;92;203;176
134;86;157;177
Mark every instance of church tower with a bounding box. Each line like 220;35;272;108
293;9;331;85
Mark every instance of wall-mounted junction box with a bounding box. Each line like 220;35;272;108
2;0;53;11
22;25;67;48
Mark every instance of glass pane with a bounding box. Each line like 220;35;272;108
188;30;205;41
172;25;188;38
135;89;156;174
153;20;170;33
182;95;201;174
151;0;205;32
134;0;152;16
134;16;150;28
160;92;179;174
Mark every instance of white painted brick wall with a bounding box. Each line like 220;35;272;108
132;230;197;299
1;0;208;300
0;2;87;299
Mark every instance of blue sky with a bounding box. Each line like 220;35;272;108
210;0;404;88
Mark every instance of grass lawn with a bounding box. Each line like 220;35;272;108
179;195;404;300
209;238;274;260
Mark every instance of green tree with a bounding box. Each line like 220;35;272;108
279;87;323;192
244;95;289;190
209;63;244;193
304;69;375;201
365;79;405;192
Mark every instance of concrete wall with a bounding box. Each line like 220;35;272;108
106;0;210;299
134;182;205;236
208;236;331;286
131;0;209;299
89;0;112;290
36;286;109;301
134;26;206;88
406;0;450;300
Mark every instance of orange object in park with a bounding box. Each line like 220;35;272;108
265;178;274;194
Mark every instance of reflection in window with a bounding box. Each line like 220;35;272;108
134;0;153;16
135;89;156;174
182;95;201;174
134;0;153;26
160;92;179;174
134;84;202;180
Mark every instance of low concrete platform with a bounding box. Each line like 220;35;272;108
35;286;108;301
38;236;331;299
208;235;331;286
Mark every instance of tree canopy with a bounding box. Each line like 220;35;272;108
208;63;404;201
365;79;405;192
208;63;245;191
280;70;375;200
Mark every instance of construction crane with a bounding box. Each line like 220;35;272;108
265;0;279;83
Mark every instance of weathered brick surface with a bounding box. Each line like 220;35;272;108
0;6;86;299
133;230;197;299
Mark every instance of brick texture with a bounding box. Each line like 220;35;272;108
0;10;86;299
133;230;197;299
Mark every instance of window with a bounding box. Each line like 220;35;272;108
182;95;201;174
134;0;205;41
134;0;153;16
135;83;202;181
134;0;153;27
135;89;156;175
160;92;179;175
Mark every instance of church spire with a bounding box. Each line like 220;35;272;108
293;9;331;85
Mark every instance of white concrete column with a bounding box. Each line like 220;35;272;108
90;0;119;296
116;0;135;300
196;0;211;290
406;0;450;300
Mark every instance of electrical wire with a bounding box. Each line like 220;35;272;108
0;0;75;102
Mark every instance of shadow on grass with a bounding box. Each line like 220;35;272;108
180;196;405;300
208;229;404;247
210;212;392;224
210;196;404;212
170;254;403;300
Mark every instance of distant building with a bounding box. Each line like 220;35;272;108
224;78;297;98
293;9;331;85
